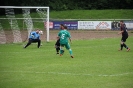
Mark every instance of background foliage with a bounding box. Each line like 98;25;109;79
1;0;133;10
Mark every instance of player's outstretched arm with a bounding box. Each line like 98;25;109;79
118;30;124;35
31;33;35;38
57;36;60;40
69;38;72;44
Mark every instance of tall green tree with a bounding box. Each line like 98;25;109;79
0;0;133;12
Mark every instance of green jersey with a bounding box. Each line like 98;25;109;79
58;30;71;44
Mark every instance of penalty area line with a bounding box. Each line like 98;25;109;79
0;71;133;77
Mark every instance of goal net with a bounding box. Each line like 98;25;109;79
0;6;49;44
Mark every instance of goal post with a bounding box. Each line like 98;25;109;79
0;6;50;43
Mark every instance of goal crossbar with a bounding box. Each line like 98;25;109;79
0;6;49;9
0;6;50;42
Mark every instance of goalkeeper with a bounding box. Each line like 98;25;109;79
24;29;41;48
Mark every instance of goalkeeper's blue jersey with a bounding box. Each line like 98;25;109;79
29;31;40;39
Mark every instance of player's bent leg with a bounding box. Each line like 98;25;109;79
119;37;130;51
127;48;130;52
68;48;72;55
60;45;64;56
119;38;125;51
123;43;128;49
69;49;74;58
119;41;124;51
55;46;60;54
24;39;32;48
65;43;74;58
123;37;130;51
37;39;41;48
57;47;60;53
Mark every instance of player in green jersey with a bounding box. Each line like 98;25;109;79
58;24;74;58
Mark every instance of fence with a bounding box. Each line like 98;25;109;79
0;18;133;43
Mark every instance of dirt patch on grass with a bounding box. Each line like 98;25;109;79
47;30;133;41
2;30;133;43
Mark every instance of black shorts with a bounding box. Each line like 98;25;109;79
121;36;128;42
55;39;60;46
29;38;40;43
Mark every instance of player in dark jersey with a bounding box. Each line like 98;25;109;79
55;24;65;54
55;38;60;54
118;20;130;51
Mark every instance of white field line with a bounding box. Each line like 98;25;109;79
0;71;133;77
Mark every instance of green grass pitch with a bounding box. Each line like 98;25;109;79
0;37;133;88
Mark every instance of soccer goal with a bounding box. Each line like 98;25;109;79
0;6;49;44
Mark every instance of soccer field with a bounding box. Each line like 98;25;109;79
0;37;133;88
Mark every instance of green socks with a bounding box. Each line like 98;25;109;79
69;49;73;55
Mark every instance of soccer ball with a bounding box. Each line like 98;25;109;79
36;8;39;12
39;30;43;35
